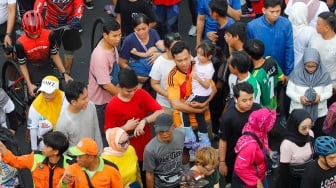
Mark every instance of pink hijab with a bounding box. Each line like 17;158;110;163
235;109;276;153
104;127;127;156
322;102;336;137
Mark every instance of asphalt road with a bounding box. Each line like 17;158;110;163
0;1;280;187
0;0;196;187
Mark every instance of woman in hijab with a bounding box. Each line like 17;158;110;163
285;0;329;27
322;102;336;137
278;109;314;188
101;127;142;188
286;48;332;137
232;108;276;188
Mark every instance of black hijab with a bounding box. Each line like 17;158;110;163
285;109;313;147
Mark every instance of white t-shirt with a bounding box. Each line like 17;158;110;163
149;54;175;108
0;0;16;24
309;33;336;87
191;60;214;96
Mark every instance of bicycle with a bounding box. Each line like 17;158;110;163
0;25;74;125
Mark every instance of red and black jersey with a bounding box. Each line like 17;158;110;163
16;29;58;65
34;0;84;28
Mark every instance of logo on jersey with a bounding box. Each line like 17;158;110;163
52;0;72;10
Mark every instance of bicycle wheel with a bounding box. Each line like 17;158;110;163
1;60;28;125
91;17;105;52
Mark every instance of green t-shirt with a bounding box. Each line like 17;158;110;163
251;56;284;109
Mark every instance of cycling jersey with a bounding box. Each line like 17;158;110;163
15;29;58;66
34;0;84;28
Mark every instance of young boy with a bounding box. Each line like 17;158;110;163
0;131;71;188
244;39;284;109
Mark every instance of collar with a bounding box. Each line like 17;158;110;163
82;157;105;172
42;155;65;168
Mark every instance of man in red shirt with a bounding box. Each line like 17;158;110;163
104;68;164;187
16;11;72;96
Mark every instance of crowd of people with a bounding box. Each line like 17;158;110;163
1;0;336;187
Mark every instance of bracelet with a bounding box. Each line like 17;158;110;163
5;33;11;36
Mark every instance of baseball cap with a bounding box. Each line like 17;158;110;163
69;138;99;156
38;75;59;94
154;113;173;133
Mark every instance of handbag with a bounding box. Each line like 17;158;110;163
289;138;314;178
289;158;314;178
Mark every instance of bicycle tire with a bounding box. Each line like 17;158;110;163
91;17;105;52
1;60;29;125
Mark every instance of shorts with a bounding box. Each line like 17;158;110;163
27;63;57;84
53;27;82;51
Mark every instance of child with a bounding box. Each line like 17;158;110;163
244;39;284;109
182;41;215;134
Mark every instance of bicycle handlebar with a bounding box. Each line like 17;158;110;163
0;43;14;55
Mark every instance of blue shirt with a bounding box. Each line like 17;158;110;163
247;15;294;76
198;0;240;40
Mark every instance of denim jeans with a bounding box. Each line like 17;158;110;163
152;4;179;38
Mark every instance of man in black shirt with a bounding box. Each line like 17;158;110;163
218;82;260;186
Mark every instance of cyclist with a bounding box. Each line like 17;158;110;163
34;0;84;73
16;11;72;97
301;136;336;188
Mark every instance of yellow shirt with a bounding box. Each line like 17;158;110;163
101;146;142;187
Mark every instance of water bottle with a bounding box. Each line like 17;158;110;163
271;151;279;168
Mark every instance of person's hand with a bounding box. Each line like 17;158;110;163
219;162;228;176
64;74;73;83
27;83;38;97
61;167;74;184
123;118;140;132
137;76;149;84
313;94;320;104
280;76;288;85
70;17;81;29
191;71;200;82
147;51;160;65
0;141;8;155
4;34;12;48
300;96;312;106
134;119;146;137
257;179;264;188
206;31;218;43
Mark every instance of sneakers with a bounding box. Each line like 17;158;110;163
188;25;196;37
84;1;94;10
241;4;255;18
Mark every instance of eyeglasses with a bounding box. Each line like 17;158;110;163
118;139;130;147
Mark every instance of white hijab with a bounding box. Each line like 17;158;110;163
289;2;309;39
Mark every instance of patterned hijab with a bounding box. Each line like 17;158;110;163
285;109;313;147
235;109;276;153
289;48;331;121
103;127;127;157
322;102;336;137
